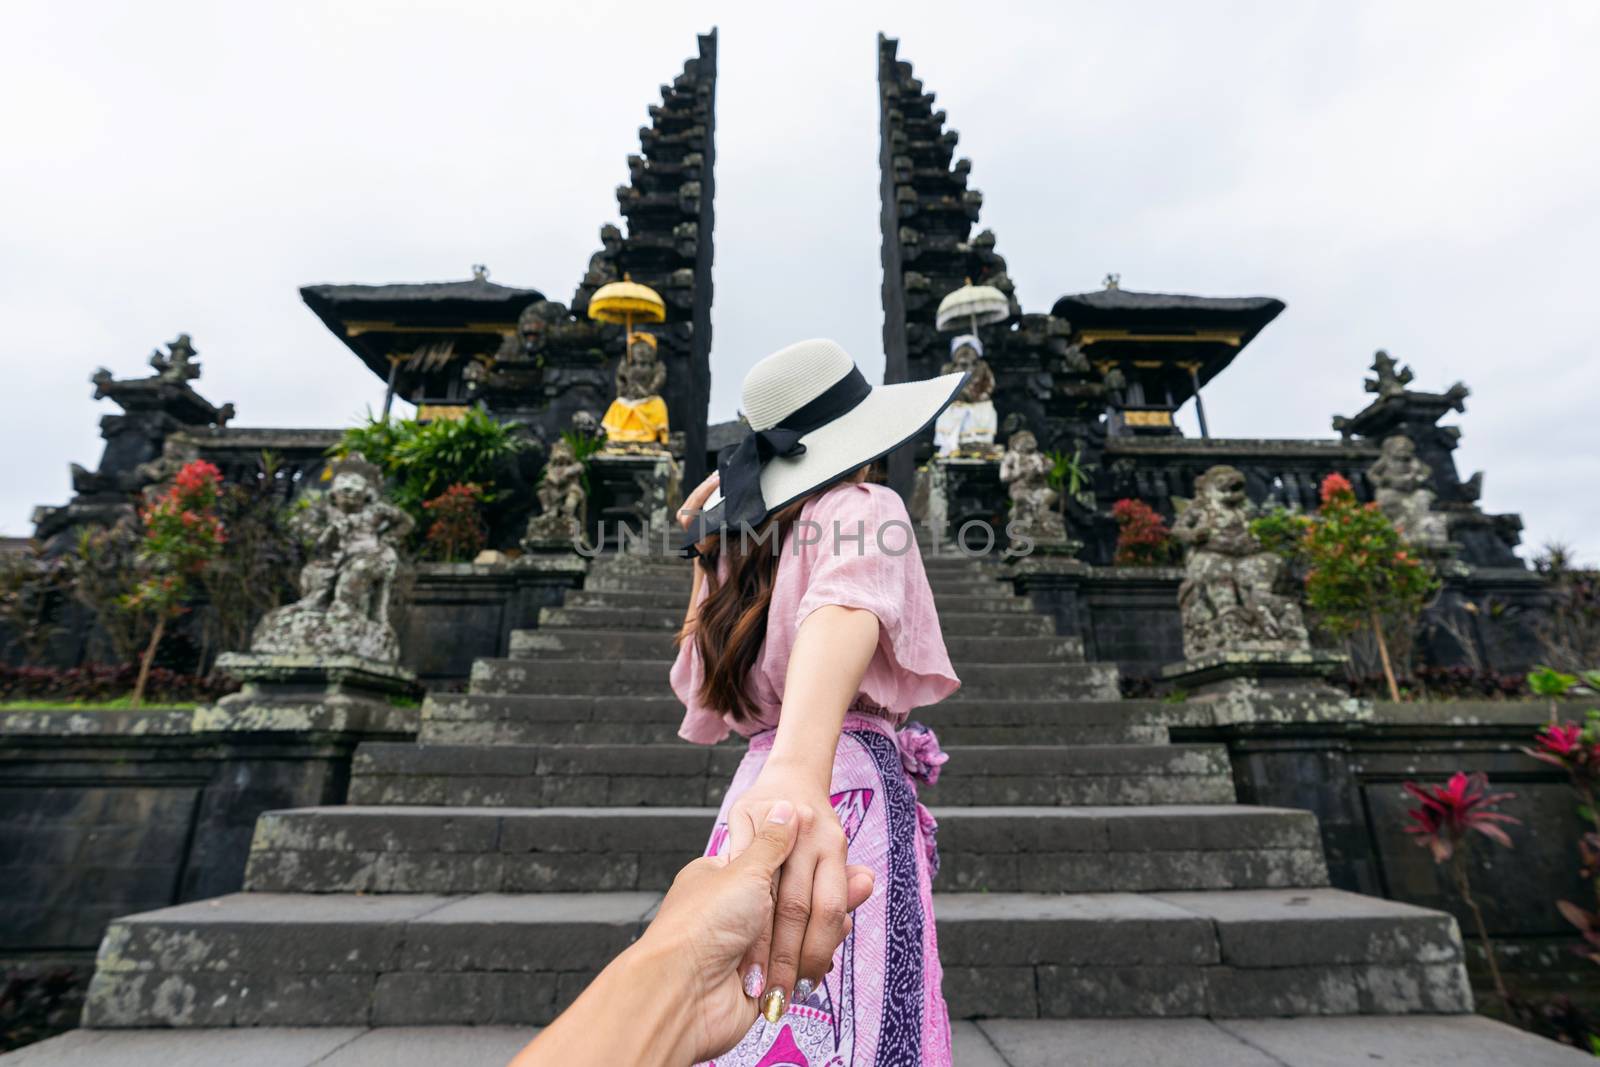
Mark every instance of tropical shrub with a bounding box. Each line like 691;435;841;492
422;483;488;562
1522;709;1600;1051
1110;499;1176;565
1046;446;1096;510
1401;771;1520;1005
1533;543;1600;673
0;543;70;662
196;452;304;659
331;408;527;526
1253;473;1439;702
124;460;227;705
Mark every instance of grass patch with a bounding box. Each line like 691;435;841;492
0;699;196;711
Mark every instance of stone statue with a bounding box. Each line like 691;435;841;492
1369;435;1451;550
523;438;588;546
934;335;999;457
148;334;201;383
999;430;1066;543
600;332;670;449
250;453;413;663
1172;465;1309;659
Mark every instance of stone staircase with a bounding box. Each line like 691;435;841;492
80;549;1473;1030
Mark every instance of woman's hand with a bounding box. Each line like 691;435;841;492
723;764;863;1023
677;470;720;532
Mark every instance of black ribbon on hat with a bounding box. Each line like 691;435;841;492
680;365;872;556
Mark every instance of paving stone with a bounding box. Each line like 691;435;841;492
0;1028;367;1067
314;1026;536;1066
1217;1014;1596;1065
979;1018;1283;1066
949;1020;1013;1067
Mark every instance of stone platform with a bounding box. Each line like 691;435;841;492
37;546;1583;1061
5;1017;1588;1066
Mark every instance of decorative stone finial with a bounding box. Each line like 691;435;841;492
1103;273;1121;291
471;264;490;281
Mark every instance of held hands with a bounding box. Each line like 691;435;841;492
722;767;870;1025
642;799;872;1063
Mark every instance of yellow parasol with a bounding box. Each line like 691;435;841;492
587;273;666;342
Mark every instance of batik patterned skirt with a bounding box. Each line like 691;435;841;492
699;713;951;1067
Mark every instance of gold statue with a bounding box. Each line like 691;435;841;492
601;332;670;448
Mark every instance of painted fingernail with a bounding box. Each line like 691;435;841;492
761;987;786;1023
794;978;814;1002
743;964;764;1000
766;800;794;825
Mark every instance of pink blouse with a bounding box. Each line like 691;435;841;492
672;482;961;745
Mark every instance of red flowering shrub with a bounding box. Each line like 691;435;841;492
1254;473;1438;701
423;483;487;562
124;460;227;705
1110;499;1176;565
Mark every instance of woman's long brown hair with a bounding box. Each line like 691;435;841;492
680;495;810;722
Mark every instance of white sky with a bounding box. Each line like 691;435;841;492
3;1;1597;559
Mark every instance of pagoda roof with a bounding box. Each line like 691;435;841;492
299;278;546;386
1051;288;1284;340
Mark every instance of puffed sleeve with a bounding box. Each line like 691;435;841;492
671;579;733;745
794;483;960;714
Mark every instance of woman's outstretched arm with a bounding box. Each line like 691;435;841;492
723;603;880;1021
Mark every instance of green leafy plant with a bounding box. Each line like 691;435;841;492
1253;473;1439;702
422;483;488;562
1046;446;1095;510
124;460;227;706
331;408;527;523
1109;498;1176;565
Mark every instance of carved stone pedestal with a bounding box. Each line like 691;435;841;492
925;457;1005;552
1160;650;1371;726
588;451;681;551
202;653;421;735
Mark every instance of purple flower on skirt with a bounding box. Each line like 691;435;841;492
896;721;949;786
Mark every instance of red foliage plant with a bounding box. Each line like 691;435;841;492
422;482;487;562
1110;499;1175;565
1402;770;1520;1005
1403;771;1520;864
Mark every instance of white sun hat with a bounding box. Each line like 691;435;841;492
683;338;968;552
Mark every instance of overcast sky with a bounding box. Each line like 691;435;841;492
4;1;1597;560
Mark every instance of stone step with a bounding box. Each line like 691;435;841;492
560;588;1038;614
347;742;1234;808
18;1016;1590;1067
581;571;1010;597
243;805;1328;896
82;888;1469;1027
467;658;1118;700
417;694;1166;746
505;628;1084;665
537;605;1057;636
